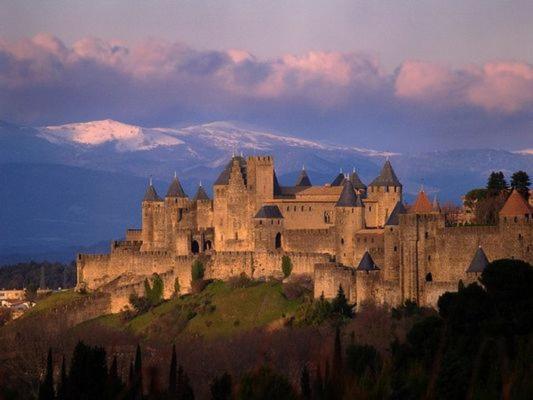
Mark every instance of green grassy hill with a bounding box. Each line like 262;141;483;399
74;280;308;342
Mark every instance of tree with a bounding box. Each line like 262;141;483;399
38;348;54;400
331;285;355;319
169;345;177;395
237;366;297;400
300;365;311;400
24;282;39;302
510;170;530;199
176;365;195;400
191;260;205;282
210;372;232;400
67;341;108;399
56;356;68;400
144;273;164;307
130;344;143;400
107;356;124;399
281;255;293;278
312;364;324;400
486;171;508;194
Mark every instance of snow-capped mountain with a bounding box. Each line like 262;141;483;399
0;118;531;262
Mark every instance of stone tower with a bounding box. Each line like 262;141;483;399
335;179;364;265
164;174;192;255
140;180;165;251
367;160;402;227
247;155;275;214
253;205;284;252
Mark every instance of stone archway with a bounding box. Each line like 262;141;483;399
204;240;212;251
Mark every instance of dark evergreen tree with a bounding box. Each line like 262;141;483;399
38;348;54;400
168;345;177;396
510;170;530;199
56;355;68;400
107;355;124;399
210;372;232;400
312;364;324;400
331;285;355;319
134;344;143;400
486;171;508;194
176;366;194;400
237;366;296;400
67;341;108;400
300;365;311;400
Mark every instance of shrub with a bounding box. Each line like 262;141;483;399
144;273;164;306
174;276;180;296
300;294;334;325
191;260;205;282
281;255;293;278
129;292;151;314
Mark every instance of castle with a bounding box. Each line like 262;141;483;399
77;155;532;311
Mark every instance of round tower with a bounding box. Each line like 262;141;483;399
164;173;192;255
335;180;364;266
141;179;163;251
253;205;284;252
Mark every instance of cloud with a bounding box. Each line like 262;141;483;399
395;60;533;113
0;34;531;151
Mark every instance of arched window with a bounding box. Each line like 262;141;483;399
426;272;433;282
203;240;212;251
275;232;282;249
191;240;200;254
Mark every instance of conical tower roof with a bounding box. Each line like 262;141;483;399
499;189;532;216
385;201;407;225
166;174;187;198
357;251;379;271
193;184;210;201
336;180;358;207
410;190;433;214
349;169;367;190
369;160;401;187
331;172;346;186
143;180;162;202
295;167;312;186
466;246;490;273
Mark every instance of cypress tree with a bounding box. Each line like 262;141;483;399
38;348;54;400
300;365;311;400
57;355;68;400
134;345;143;399
210;372;232;400
169;344;177;396
107;355;123;399
312;364;324;400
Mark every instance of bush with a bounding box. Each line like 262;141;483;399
174;276;180;296
129;292;151;314
300;294;334;325
237;366;297;400
227;273;255;289
191;260;205;282
144;273;164;306
281;255;293;278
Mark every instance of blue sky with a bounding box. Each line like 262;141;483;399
0;0;532;152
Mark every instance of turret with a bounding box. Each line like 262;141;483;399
499;189;532;224
194;183;213;230
349;168;367;196
141;178;164;251
253;205;284;251
335;180;364;265
367;159;402;226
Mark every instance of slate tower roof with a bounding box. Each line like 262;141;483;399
369;160;401;187
331;172;346;186
336;180;361;207
466;246;490;273
143;180;162;202
295;167;312;186
254;205;284;219
349;169;367;190
357;251;380;271
385;202;407;225
214;156;247;186
193;184;210;201
166;174;187;198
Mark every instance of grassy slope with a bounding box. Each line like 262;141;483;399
76;280;305;341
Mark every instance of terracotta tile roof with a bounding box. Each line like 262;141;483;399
499;189;532;216
410;190;433;214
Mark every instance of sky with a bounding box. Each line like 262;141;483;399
0;0;532;152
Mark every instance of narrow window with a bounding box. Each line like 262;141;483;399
426;272;433;282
